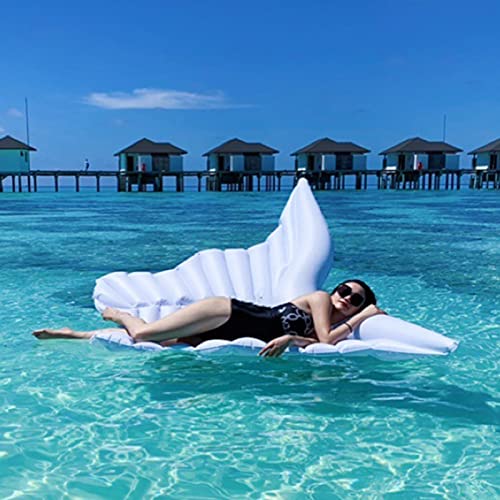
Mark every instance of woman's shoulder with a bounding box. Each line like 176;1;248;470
310;290;331;300
293;290;330;304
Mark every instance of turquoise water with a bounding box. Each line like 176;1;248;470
0;189;499;498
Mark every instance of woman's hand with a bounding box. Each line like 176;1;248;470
259;335;293;358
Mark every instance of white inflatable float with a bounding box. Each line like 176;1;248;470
92;179;458;358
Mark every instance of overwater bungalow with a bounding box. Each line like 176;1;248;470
380;137;462;171
203;138;279;172
291;137;370;171
468;139;500;171
115;138;187;173
0;135;36;173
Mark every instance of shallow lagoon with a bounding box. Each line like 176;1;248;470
0;189;499;498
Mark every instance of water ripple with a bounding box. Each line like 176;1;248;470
0;191;499;497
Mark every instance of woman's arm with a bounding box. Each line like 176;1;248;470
259;334;318;357
298;292;385;345
325;305;385;345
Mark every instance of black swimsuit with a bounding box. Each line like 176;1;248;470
197;298;315;343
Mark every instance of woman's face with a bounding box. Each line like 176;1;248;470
331;281;366;316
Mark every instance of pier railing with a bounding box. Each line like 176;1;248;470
0;168;498;193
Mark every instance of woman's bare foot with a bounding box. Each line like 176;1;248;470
101;307;147;338
32;327;92;340
102;307;130;322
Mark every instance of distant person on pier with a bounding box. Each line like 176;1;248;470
84;159;90;172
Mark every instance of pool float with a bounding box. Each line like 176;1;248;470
92;179;458;358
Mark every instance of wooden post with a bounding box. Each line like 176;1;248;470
75;175;80;192
11;175;16;192
96;175;101;192
27;174;31;192
277;172;282;191
18;175;22;192
33;174;37;192
155;174;162;192
197;173;202;192
0;176;3;192
355;172;361;190
54;175;59;192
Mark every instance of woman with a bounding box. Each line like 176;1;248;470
33;279;384;357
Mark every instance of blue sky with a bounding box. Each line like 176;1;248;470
1;0;499;171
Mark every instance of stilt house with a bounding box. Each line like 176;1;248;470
469;139;500;171
380;137;462;171
204;138;279;172
0;135;36;173
291;138;370;171
115;138;187;173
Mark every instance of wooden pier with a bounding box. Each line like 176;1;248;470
0;168;498;193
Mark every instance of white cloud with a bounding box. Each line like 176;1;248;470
0;126;5;134
7;107;23;118
85;88;234;110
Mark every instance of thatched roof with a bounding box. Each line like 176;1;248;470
203;138;278;156
380;137;462;155
0;135;36;151
114;138;187;156
468;138;500;154
292;137;370;155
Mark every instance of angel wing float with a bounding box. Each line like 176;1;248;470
92;179;458;358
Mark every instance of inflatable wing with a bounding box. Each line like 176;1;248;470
92;178;459;358
93;178;334;322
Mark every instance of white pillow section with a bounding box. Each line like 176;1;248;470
92;179;459;358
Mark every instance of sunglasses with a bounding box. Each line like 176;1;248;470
336;283;365;308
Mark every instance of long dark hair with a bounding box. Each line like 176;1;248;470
331;279;377;309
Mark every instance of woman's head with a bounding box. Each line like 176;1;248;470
330;279;376;316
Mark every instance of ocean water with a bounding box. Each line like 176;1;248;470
0;188;498;499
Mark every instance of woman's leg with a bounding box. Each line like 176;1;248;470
102;297;231;343
34;314;149;341
32;327;125;340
